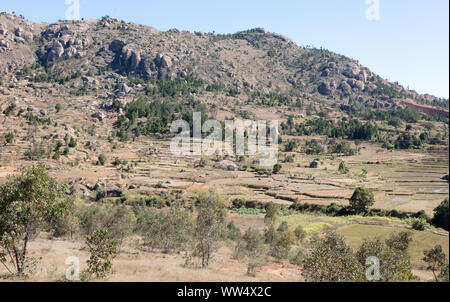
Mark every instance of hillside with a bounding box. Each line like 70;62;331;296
0;12;448;283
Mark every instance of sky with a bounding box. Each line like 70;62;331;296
1;0;448;98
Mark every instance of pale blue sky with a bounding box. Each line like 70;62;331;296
1;0;448;98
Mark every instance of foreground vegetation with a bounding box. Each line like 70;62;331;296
0;165;448;282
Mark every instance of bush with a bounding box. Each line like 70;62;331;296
270;224;295;260
79;205;136;247
112;157;122;166
423;245;449;282
284;140;298;152
302;232;364;282
272;164;282;174
385;232;412;253
98;154;107;166
232;198;246;209
4;132;14;144
68;137;77;148
432;198;449;230
410;218;428;231
226;222;241;241
356;238;415;281
264;202;278;225
338;161;349;174
137;204;193;253
349;187;375;213
294;225;306;242
304;139;324;155
85;229;118;279
233;228;265;261
193;190;227;267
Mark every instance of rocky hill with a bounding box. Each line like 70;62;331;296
0;12;448;117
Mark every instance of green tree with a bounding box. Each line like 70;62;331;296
233;228;266;276
356;238;415;282
98;154;107;166
264;202;278;225
349;187;375;213
137;204;193;253
270;225;296;260
432;198;449;230
284;140;298;152
4;132;14;145
0;164;68;277
55;103;62;113
85;229;118;279
385;231;412;253
338;161;349;174
423;245;449;282
302;232;364;282
272;164;282;174
194;190;227;267
79;205;136;248
68;137;77;148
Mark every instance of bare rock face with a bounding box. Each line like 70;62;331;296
155;53;173;68
309;160;319;168
214;160;238;171
14;27;33;41
342;63;361;79
318;81;336;96
92;112;106;121
46;40;65;62
365;82;377;93
0;23;7;35
339;81;352;95
347;79;365;92
0;39;9;48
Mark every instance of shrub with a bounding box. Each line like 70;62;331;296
294;225;306;242
193;191;227;267
264;202;278;225
304;139;324;155
410;217;428;231
385;232;412;253
284;140;298;152
270;224;295;260
423;245;448;282
232;198;246;209
98;154;107;166
234;228;265;259
226;222;241;241
137;204;193;253
432;198;449;230
338;161;349;174
349;187;375;213
79;205;136;247
85;229;118;279
68;137;77;148
283;154;294;163
302;232;364;282
356;238;415;282
4;132;14;144
198;158;207;167
112;157;122;166
272;164;282;174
